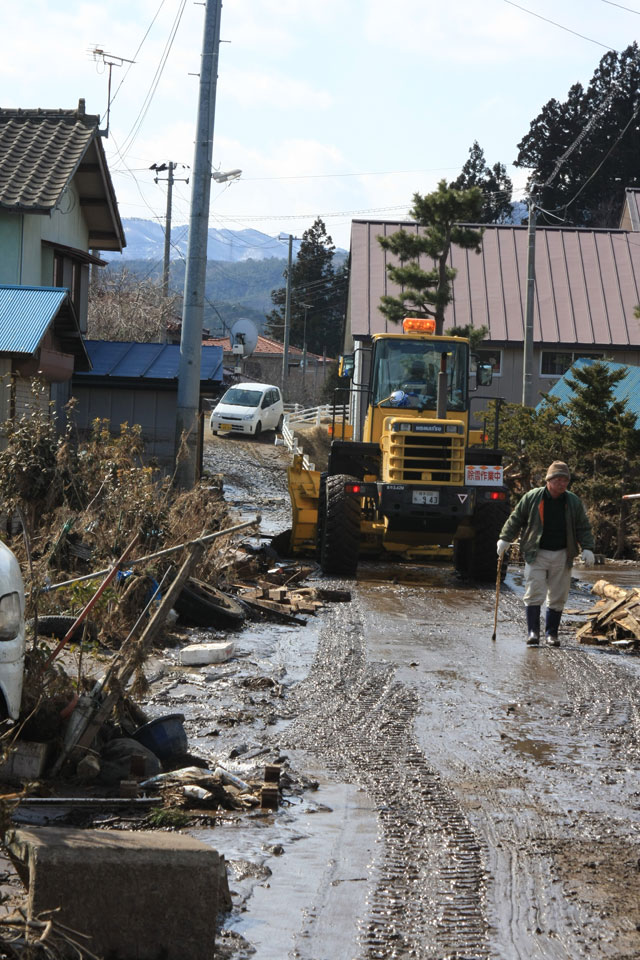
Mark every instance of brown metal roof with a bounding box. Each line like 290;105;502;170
0;102;125;251
349;220;640;346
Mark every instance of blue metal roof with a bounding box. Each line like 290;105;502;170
78;340;223;382
537;358;640;425
0;285;70;353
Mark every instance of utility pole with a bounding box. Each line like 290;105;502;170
522;191;537;408
151;161;189;303
162;162;175;301
174;0;222;488
281;235;293;396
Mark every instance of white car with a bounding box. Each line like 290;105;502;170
0;540;26;721
209;382;284;437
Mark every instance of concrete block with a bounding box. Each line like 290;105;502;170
179;641;234;665
7;826;223;960
0;741;50;781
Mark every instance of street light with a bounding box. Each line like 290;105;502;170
212;168;242;183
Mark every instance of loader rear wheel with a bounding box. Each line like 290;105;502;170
455;500;509;582
320;474;361;576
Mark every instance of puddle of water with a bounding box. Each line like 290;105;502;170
504;735;554;765
195;769;378;960
572;563;640;590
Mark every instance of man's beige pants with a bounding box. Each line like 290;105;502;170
523;548;572;610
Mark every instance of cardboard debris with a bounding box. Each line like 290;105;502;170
577;579;640;649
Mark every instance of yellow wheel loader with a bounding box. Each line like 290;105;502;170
287;317;510;581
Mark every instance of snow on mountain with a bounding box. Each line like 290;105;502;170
102;219;304;263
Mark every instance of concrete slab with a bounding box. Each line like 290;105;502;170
0;741;50;780
7;826;223;960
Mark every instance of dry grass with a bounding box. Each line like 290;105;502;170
291;423;333;472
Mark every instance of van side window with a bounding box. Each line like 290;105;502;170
261;393;270;409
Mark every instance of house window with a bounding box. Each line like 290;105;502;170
540;351;603;377
474;348;502;376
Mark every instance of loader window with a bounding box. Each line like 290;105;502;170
371;338;468;411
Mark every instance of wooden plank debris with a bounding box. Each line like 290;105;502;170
229;576;351;625
577;579;640;650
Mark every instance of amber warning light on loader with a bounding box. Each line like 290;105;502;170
402;317;436;334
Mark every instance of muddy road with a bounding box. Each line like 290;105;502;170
200;435;640;960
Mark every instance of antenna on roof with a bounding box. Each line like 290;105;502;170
89;46;136;138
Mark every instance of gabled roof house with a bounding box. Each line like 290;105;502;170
347;210;640;408
0;100;125;425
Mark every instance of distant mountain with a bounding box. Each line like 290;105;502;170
103;219;309;263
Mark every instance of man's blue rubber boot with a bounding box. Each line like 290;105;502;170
526;605;541;645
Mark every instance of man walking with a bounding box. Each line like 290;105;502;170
497;461;595;647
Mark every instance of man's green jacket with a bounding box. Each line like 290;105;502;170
499;486;595;566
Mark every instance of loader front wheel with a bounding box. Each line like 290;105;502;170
320;474;361;576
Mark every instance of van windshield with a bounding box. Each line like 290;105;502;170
221;388;263;407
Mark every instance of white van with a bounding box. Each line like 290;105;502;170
0;540;26;721
209;382;284;437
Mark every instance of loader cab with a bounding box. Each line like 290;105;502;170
363;318;471;443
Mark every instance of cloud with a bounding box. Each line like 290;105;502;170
223;69;332;111
361;0;618;64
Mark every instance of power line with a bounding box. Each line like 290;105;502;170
503;0;616;50
106;0;168;115
115;0;188;161
561;101;640;214
601;0;640;13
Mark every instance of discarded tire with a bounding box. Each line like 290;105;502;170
29;615;98;643
175;578;246;628
319;474;361;576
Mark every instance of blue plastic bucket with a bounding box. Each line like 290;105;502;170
131;713;188;764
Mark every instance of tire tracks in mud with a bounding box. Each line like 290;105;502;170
280;597;491;960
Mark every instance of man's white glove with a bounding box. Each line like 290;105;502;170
581;549;595;567
497;539;511;558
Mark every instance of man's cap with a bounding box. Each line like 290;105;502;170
545;460;571;481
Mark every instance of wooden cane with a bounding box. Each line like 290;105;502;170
491;553;504;642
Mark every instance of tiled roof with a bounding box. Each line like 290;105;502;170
75;340;223;382
0;284;90;368
0;102;125;251
349;220;640;347
202;333;327;360
538;358;640;426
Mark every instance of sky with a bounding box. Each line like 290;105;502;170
3;0;640;252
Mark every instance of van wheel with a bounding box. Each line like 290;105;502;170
254;420;262;438
276;414;284;433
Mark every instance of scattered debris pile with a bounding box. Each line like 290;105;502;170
576;579;640;649
0;529;350;811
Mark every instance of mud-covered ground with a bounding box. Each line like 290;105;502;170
180;434;640;959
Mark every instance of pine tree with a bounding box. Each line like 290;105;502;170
377;181;484;334
560;361;640;556
450;141;513;223
265;218;346;357
515;43;640;226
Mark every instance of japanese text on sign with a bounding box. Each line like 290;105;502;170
465;465;503;486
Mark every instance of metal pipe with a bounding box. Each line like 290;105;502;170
37;515;261;594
